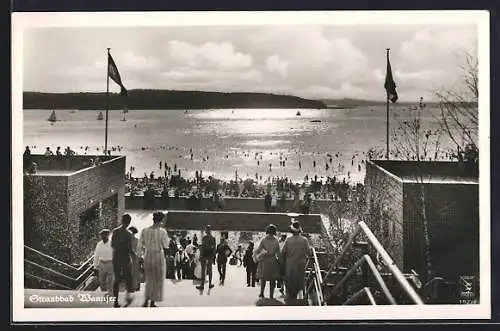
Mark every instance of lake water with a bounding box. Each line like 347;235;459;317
22;106;447;184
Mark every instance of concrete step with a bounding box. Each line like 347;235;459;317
24;265;288;308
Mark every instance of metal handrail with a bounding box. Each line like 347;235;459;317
25;246;79;270
343;287;377;305
322;224;360;285
321;221;424;305
326;254;396;304
303;244;326;305
313;277;322;305
76;273;97;291
310;247;325;305
311;246;324;285
24;272;72;290
25;245;95;272
25;246;95;290
25;260;77;282
358;222;423;305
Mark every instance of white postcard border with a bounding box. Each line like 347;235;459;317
11;10;491;322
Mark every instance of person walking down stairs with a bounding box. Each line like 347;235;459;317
243;242;257;287
280;220;311;304
254;224;281;299
137;211;169;307
216;237;232;285
93;229;114;298
196;225;216;290
111;214;135;308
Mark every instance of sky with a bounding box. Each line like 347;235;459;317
23;24;477;102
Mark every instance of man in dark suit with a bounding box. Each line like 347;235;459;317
264;191;272;212
196;225;216;290
111;214;135;307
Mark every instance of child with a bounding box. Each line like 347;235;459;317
243;242;257;287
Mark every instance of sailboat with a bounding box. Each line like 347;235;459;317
296;110;301;116
97;111;104;120
48;110;57;123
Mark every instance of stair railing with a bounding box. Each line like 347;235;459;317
24;272;73;290
343;287;377;305
321;221;424;305
24;245;95;290
304;246;326;305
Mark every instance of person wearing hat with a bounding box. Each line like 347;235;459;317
128;226;141;292
254;224;281;299
93;228;114;297
196;225;216;290
243;242;257;287
280;219;311;304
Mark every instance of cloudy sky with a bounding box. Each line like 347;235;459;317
23;24;477;101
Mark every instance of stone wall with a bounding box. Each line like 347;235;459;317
125;194;335;213
67;157;126;263
164;211;323;234
365;160;405;268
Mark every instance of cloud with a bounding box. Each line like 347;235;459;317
162;68;261;83
23;25;478;101
166;40;253;70
119;52;160;72
400;27;476;70
266;55;289;77
253;27;368;87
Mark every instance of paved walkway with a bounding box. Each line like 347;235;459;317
25;265;288;308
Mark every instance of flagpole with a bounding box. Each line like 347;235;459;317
105;48;110;155
386;48;390;160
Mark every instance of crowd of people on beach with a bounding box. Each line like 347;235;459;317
93;211;314;307
126;165;362;205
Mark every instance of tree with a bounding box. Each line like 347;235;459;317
434;52;478;163
392;97;444;281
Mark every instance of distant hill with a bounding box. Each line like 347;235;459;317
23;90;327;110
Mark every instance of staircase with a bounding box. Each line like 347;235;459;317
25;264;287;308
24;246;96;291
303;221;424;306
24;214;430;306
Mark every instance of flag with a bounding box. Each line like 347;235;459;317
108;53;127;96
384;52;398;103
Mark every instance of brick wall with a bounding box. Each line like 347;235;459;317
366;160;479;281
365;161;404;268
67;156;126;263
23;174;70;262
403;183;479;280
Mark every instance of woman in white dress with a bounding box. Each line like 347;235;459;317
137;211;169;307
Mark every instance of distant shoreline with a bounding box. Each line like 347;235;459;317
23;90;327;110
23;90;456;110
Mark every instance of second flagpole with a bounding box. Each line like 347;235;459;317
105;48;110;155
